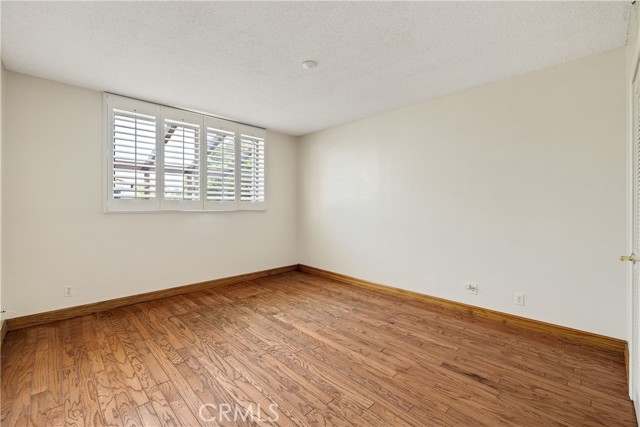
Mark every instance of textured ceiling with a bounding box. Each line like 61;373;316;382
1;1;632;136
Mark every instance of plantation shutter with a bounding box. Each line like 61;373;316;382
104;94;267;213
161;108;203;210
205;117;238;211
106;95;161;211
239;125;266;210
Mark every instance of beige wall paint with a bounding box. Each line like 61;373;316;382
299;48;627;339
2;71;298;318
0;62;3;326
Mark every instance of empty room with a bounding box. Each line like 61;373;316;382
1;1;639;426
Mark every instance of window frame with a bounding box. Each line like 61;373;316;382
104;93;266;213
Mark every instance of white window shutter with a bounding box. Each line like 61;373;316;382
105;94;267;213
160;108;203;210
238;125;266;210
204;117;238;211
105;94;161;212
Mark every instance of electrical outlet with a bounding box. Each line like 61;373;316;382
64;286;74;297
514;293;525;306
465;283;479;295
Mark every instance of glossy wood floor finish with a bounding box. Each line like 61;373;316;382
1;272;636;426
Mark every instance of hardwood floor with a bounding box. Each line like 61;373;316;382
1;271;636;426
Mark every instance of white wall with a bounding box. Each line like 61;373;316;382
2;71;298;318
0;62;3;327
299;48;627;339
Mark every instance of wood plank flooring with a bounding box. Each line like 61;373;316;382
1;271;636;426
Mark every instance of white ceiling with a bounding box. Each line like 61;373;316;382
1;1;632;136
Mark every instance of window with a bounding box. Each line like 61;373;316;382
105;94;266;212
108;97;160;211
205;117;237;211
162;108;202;210
239;125;266;210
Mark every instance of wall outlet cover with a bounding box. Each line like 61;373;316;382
514;293;525;306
